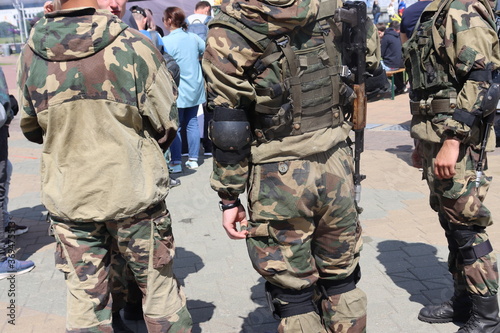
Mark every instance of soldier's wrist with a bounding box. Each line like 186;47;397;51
219;198;241;211
443;129;467;143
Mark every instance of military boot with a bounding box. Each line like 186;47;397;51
418;291;472;323
456;295;500;333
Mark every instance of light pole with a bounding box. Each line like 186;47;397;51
12;0;28;44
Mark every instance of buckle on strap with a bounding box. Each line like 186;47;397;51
275;35;289;48
409;99;456;116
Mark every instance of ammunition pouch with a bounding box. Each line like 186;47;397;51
254;104;343;143
254;103;293;142
209;106;252;164
480;82;500;117
410;99;456;116
317;265;361;297
452;226;493;266
265;282;317;319
450;81;500;127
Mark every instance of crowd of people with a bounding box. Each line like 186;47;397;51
2;0;500;332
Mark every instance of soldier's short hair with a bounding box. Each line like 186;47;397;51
195;1;211;11
389;21;400;31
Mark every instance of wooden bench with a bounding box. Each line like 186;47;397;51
386;68;406;100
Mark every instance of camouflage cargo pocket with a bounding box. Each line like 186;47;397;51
246;221;287;276
152;211;174;269
436;144;480;201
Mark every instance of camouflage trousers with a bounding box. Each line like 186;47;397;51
419;140;498;296
109;239;143;313
246;143;366;333
50;202;193;333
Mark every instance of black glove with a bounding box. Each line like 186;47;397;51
9;95;18;116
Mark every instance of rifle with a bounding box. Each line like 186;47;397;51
476;82;500;187
335;1;368;204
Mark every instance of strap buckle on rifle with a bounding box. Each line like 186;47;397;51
340;65;351;78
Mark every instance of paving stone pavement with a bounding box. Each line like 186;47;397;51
1;55;500;332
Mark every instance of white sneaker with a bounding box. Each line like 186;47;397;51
185;160;198;169
169;163;182;173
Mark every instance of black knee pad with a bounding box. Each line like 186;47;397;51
265;282;317;319
318;265;361;297
439;213;459;253
452;226;493;266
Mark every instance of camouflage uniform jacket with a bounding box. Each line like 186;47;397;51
203;0;381;199
18;7;178;222
406;0;500;148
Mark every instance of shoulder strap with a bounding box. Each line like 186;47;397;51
430;0;460;82
203;16;213;25
209;11;271;51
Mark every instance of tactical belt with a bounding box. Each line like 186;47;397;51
254;106;342;142
410;99;456;116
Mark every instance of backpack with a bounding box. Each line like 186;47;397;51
209;1;356;142
404;0;496;101
187;16;212;41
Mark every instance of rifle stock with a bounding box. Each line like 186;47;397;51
353;83;367;204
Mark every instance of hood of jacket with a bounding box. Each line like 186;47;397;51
28;7;128;62
384;28;400;39
220;0;320;37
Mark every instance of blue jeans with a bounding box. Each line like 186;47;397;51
170;106;200;163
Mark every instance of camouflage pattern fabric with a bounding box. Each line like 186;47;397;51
405;0;500;145
320;288;367;333
246;143;366;332
51;203;192;333
203;0;381;199
17;7;190;331
404;0;500;302
419;141;499;296
18;7;178;222
109;239;132;312
277;311;326;333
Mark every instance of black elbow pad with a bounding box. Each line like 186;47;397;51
209;106;252;164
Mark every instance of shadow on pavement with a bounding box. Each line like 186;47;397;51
173;247;215;333
9;204;51;260
385;144;413;167
241;277;279;333
376;240;454;307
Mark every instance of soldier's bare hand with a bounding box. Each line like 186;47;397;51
44;1;54;13
434;138;460;179
222;205;248;240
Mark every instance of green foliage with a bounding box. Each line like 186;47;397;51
0;21;18;39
